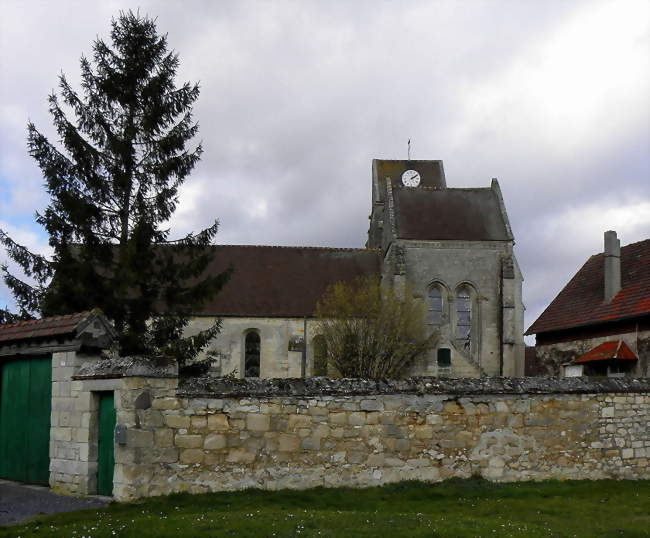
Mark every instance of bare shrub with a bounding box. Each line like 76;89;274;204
315;276;437;379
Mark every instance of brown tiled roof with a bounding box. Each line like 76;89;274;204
393;187;510;241
0;311;92;344
573;341;637;364
196;245;381;317
526;239;650;335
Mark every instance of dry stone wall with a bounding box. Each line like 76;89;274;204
96;376;650;501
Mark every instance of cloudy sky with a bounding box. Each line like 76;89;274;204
1;0;649;339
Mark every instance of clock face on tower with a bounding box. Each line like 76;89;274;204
401;169;421;187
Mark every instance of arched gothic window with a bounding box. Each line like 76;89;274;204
244;331;260;377
312;335;328;376
456;287;472;351
428;286;443;328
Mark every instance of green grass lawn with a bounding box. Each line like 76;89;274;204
2;479;649;537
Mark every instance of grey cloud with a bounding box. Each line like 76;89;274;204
1;0;648;337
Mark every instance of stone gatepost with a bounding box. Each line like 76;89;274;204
72;357;179;500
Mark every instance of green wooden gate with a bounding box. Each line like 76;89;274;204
0;356;52;485
97;392;116;496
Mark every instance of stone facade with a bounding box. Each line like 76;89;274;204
188;317;317;378
49;351;102;495
383;239;524;378
182;159;525;380
54;362;650;501
536;329;650;377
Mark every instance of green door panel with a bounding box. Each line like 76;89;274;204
97;392;116;496
0;356;52;485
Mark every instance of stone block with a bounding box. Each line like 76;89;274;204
288;414;311;429
601;407;615;418
226;449;255;464
208;413;230;431
247;413;271;432
278;434;300;452
347;451;365;464
348;412;366;426
141;410;164;428
154;428;174;448
154;448;179;463
330;412;347;425
165;414;190;429
208;399;225;410
313;424;330;438
175;434;203;448
191;416;208;430
443;401;463;414
366;412;380;425
127;429;154;448
204;434;227;450
180;449;204;464
383;424;405;438
360;399;384;412
415;425;433;440
395;439;411;452
308;406;329;416
74;428;90;443
51;428;72;442
367;453;385;466
152;398;181;411
302;437;321;451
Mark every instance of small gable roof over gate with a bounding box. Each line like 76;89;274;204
0;310;115;356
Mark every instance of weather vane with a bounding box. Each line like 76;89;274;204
407;139;411;160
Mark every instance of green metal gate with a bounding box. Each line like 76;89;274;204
0;356;52;485
97;392;116;496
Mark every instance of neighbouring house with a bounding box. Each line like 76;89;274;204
188;159;525;378
526;231;650;377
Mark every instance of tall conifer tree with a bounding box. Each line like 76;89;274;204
0;11;231;363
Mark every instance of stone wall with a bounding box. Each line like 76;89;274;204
535;329;650;377
65;373;649;502
50;351;101;495
187;316;315;378
50;355;177;496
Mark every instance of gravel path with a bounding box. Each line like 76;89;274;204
0;480;108;526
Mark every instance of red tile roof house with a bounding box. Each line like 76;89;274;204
526;231;650;377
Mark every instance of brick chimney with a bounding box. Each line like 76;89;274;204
604;230;621;302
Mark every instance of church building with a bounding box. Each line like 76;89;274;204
190;159;525;378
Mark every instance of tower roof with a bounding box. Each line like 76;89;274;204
392;185;511;241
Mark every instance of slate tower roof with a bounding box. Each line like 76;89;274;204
367;159;514;249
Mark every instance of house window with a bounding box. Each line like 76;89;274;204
456;287;472;351
428;286;443;327
244;332;260;377
312;335;328;376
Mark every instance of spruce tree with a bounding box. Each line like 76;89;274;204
0;11;231;363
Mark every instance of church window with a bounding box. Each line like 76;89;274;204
244;331;260;377
428;286;443;327
312;335;328;376
456;287;472;351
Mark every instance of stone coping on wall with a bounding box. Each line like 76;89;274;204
73;355;178;379
178;376;650;398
